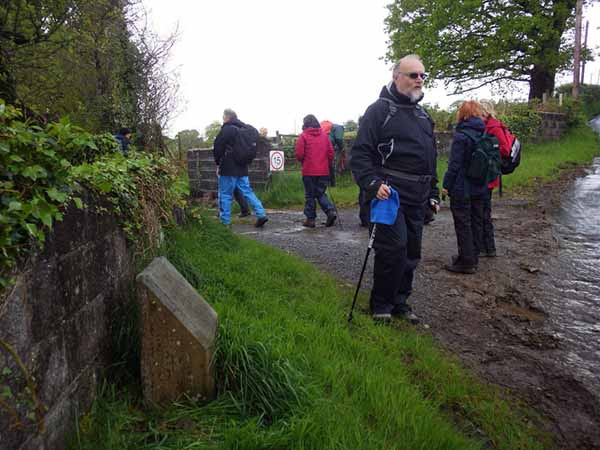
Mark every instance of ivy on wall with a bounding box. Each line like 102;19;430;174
1;100;180;288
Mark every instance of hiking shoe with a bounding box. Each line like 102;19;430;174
255;216;268;228
325;212;337;227
372;313;392;324
480;250;497;257
391;306;420;325
444;263;476;274
302;218;316;228
238;211;251;218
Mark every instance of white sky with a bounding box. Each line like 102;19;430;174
142;0;600;137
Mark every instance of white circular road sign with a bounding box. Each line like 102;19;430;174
269;150;285;171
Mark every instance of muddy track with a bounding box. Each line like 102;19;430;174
232;170;600;449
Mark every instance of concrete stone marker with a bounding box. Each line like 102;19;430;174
137;256;217;406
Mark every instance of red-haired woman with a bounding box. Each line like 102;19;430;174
442;101;487;274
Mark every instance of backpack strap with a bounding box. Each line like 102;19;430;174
379;98;398;128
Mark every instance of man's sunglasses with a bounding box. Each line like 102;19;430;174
400;72;427;80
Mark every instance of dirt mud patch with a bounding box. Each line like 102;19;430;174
233;167;600;449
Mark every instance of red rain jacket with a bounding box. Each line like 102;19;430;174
295;127;334;176
484;117;512;189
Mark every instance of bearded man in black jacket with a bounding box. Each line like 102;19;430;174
350;54;440;324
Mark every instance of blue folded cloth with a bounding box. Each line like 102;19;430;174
370;186;400;225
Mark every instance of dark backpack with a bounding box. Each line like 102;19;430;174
231;124;259;165
500;128;521;175
461;129;501;185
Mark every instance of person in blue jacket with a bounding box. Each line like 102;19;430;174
114;128;131;156
442;101;487;274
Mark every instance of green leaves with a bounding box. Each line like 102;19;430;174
1;103;180;288
385;0;577;99
21;165;48;180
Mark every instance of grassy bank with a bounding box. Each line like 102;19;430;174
73;220;549;449
500;125;599;192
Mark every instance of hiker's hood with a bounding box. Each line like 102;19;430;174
457;116;485;133
303;127;323;137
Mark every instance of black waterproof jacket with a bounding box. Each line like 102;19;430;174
350;83;439;206
443;117;488;199
213;118;249;177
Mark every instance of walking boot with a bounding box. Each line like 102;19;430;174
325;212;337;227
444;263;476;274
372;313;392;324
255;216;268;228
302;218;316;228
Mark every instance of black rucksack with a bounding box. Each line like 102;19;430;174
461;129;501;185
231;124;259;165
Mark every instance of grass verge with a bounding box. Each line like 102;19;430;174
73;220;550;450
499;125;599;193
257;171;358;209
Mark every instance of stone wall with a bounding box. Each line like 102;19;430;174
536;112;568;141
0;190;134;450
187;138;270;198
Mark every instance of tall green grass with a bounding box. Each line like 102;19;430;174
73;220;550;450
257;171;358;209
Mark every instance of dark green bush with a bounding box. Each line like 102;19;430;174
0;100;179;288
498;103;542;141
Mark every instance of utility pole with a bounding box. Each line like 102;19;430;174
572;0;583;99
581;20;589;85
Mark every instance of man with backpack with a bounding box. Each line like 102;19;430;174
350;54;440;324
213;109;268;227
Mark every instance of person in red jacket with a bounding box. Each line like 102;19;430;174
479;100;511;257
295;114;337;228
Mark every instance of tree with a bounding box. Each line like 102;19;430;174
176;129;204;150
203;120;222;147
0;0;77;106
385;0;578;100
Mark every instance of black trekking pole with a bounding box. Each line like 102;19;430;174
348;223;376;322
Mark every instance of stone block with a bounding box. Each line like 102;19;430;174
137;257;217;406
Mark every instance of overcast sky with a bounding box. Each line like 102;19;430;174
142;0;600;137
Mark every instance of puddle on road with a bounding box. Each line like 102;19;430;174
542;156;600;397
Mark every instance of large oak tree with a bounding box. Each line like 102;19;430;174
385;0;578;99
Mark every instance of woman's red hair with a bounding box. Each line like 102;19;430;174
456;101;482;123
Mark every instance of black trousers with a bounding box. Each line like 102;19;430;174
481;189;495;253
370;203;424;315
302;176;335;219
449;196;484;267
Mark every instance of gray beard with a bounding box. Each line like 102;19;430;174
408;89;423;103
